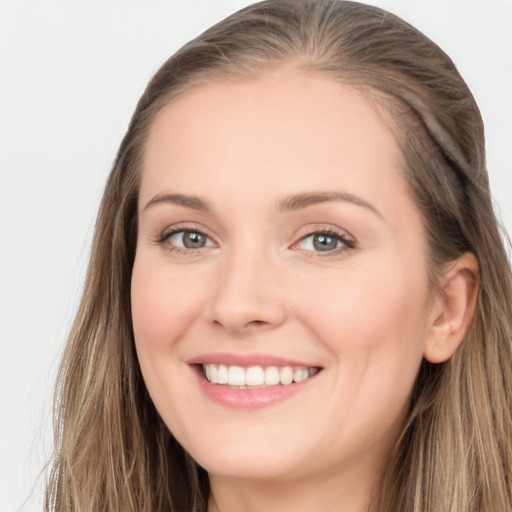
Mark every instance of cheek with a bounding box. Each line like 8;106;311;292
294;261;430;375
131;258;207;351
130;256;209;432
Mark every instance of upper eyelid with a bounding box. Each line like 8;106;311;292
291;226;357;254
158;223;216;241
155;223;356;249
156;226;216;254
294;225;355;242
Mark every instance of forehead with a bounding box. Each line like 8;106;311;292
140;65;411;216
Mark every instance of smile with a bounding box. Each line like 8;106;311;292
203;364;319;388
188;354;323;409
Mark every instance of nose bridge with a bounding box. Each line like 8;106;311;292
208;233;285;332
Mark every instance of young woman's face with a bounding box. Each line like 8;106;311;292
132;67;436;486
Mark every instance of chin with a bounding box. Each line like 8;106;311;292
200;457;299;482
186;435;309;482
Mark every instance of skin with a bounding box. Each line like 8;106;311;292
131;66;474;512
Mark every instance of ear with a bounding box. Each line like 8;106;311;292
423;252;480;364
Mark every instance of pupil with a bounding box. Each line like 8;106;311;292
183;231;205;248
313;234;337;251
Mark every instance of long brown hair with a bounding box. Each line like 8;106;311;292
45;1;512;510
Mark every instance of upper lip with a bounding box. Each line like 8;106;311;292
186;352;320;368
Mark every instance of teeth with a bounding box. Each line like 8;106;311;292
246;366;265;386
210;364;218;384
280;366;293;385
217;364;228;384
265;366;280;386
293;368;309;383
202;364;318;387
227;366;245;386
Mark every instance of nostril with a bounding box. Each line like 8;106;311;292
245;320;269;328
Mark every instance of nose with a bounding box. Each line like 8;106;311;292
206;244;287;335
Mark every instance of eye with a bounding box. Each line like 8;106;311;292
159;228;215;252
295;230;355;253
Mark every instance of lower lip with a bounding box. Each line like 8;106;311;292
193;367;318;410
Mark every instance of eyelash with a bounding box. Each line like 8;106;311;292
293;228;356;257
155;226;356;256
155;224;213;255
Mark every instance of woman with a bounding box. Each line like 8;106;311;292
45;0;512;510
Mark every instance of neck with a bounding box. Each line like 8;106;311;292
207;463;382;512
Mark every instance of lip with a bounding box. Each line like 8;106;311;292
186;352;318;368
187;352;321;410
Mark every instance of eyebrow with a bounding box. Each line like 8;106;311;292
143;193;211;213
278;191;383;219
142;190;382;219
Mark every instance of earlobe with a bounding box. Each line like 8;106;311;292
423;253;480;364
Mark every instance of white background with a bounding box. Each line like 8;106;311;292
0;1;510;510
